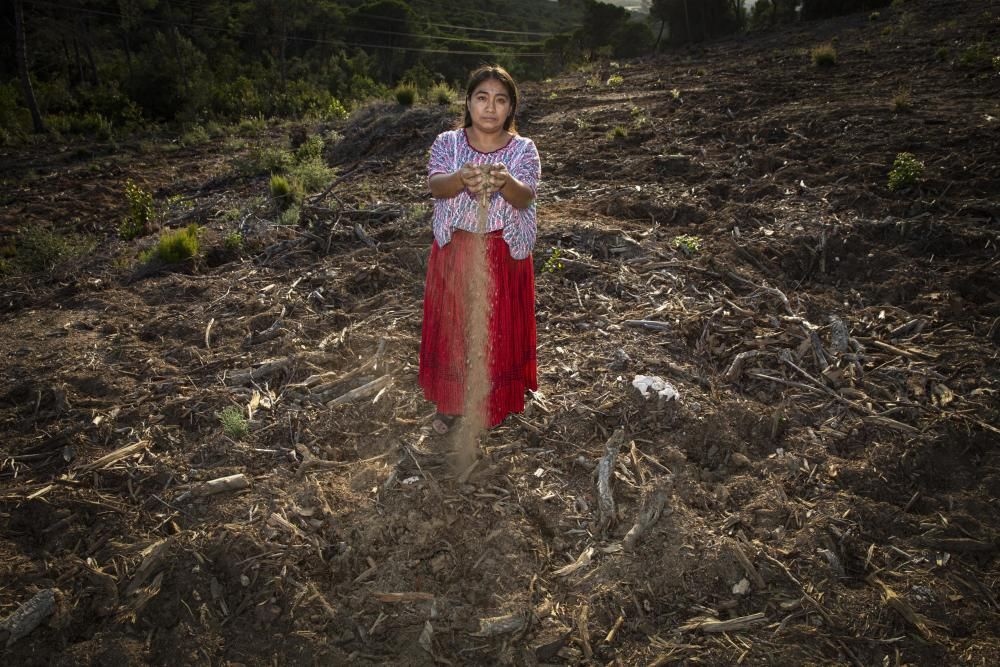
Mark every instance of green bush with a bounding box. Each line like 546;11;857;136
935;47;950;61
237;115;267;137
887;152;924;191
542;248;564;273
606;125;628;140
294;135;324;163
6;226;95;273
428;82;455;105
673;234;702;256
257;146;294;174
326;98;349;120
959;42;992;68
224;232;243;252
142;224;200;264
119;179;156;240
288;157;333;193
811;44;838;67
218;405;249;439
233;145;293;178
270;173;292;201
180;123;210;146
891;87;912;112
394;84;418;106
606;74;624;86
278;205;301;226
269;174;303;209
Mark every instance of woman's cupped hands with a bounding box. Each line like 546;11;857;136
459;162;509;195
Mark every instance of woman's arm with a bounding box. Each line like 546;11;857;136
488;165;534;209
429;163;485;199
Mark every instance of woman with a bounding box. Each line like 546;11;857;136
418;64;540;434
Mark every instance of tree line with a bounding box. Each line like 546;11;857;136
2;0;894;138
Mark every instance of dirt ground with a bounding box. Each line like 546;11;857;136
2;1;999;664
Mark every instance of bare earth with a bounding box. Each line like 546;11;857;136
2;1;999;664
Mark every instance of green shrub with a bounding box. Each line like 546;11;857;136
428;83;455;105
180;123;210;146
7;226;95;273
237;115;266;137
294;135;324;163
811;44;838;67
994;55;1000;72
142;224;200;264
869;11;880;21
959;42;992;68
326;98;349;120
606;74;624;86
673;234;702;256
269;174;303;209
887;152;924;191
542;248;564;273
394;84;418;106
233;145;293;178
935;47;950;61
891;87;912;112
278;205;301;226
257;146;294;174
119;179;155;240
288;157;333;193
224;232;243;252
218;405;249;439
606;125;628;140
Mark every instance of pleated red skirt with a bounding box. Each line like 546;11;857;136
418;230;537;428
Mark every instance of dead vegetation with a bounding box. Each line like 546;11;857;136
1;0;999;664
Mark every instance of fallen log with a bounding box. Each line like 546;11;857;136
193;473;250;497
624;319;671;332
622;486;669;551
227;357;292;386
472;600;552;637
327;374;393;406
679;611;766;633
595;428;625;536
1;588;56;647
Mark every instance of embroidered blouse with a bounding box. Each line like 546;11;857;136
427;128;540;260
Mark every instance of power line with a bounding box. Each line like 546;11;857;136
21;0;551;57
404;0;579;32
122;0;566;37
352;10;560;37
346;24;544;47
120;0;551;43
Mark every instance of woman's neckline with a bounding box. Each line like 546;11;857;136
463;128;514;155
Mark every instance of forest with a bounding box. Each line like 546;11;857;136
3;0;896;141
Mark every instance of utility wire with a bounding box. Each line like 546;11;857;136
404;0;575;28
21;0;551;56
116;0;554;43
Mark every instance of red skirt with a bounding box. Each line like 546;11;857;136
418;230;537;428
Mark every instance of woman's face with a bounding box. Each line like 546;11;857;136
467;77;511;134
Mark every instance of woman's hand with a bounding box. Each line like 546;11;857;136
459;162;486;193
485;163;509;195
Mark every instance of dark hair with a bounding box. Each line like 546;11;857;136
462;64;519;133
